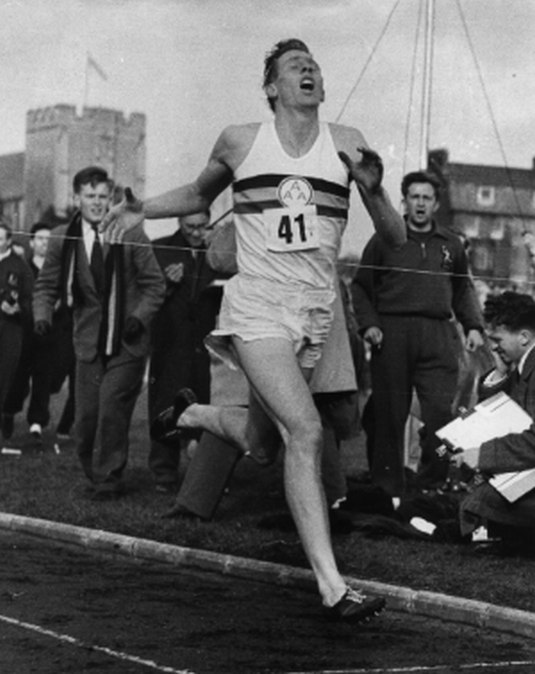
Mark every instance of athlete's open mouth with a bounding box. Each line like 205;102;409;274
300;78;314;91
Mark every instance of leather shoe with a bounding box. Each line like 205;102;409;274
150;388;198;445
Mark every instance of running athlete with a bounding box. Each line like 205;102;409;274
101;39;406;621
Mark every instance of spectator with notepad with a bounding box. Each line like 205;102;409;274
458;291;535;552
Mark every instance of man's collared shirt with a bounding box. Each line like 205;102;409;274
82;220;103;259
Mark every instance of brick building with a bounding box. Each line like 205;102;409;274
429;149;535;291
0;104;146;231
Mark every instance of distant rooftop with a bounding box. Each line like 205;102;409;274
447;162;535;190
429;149;535;190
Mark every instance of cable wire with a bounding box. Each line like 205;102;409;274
454;0;526;225
402;0;425;177
335;0;403;123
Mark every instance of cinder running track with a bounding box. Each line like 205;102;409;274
1;529;534;674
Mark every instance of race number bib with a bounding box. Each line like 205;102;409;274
265;206;319;252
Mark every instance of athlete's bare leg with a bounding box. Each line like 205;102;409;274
178;336;347;606
177;390;280;462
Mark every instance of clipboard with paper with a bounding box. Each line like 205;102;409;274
436;391;535;502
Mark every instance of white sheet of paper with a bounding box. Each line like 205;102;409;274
436;392;535;502
436;392;531;450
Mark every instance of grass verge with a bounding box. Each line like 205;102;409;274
1;384;535;615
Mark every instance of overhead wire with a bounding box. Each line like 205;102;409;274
402;0;425;178
335;0;403;124
10;223;526;292
454;0;526;226
419;0;434;169
8;1;530;292
333;0;531;289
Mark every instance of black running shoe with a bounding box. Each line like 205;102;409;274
150;388;198;445
327;587;386;622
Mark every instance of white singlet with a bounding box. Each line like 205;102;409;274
208;121;351;367
232;120;350;290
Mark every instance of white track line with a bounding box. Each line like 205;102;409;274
286;661;535;673
0;613;195;674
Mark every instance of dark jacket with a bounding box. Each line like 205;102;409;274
478;348;535;474
149;230;225;413
151;230;224;357
352;223;484;335
33;219;165;362
460;347;535;531
0;250;33;326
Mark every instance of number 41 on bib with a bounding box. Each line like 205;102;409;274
265;206;320;253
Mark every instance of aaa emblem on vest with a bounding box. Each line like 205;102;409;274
277;176;314;210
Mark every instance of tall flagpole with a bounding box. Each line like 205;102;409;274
83;52;90;110
420;0;435;169
83;52;108;110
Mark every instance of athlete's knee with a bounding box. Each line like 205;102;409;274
288;416;323;453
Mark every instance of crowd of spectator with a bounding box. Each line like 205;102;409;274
2;164;533;561
2;37;535;628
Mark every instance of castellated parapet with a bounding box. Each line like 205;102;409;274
23;105;146;228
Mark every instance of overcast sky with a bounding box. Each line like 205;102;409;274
1;0;533;252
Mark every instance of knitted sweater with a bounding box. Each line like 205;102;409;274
352;224;483;335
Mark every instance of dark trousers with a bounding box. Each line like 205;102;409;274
75;348;145;490
460;482;535;535
26;333;55;427
175;405;352;520
3;330;31;418
4;313;75;429
0;321;23;418
368;315;460;496
56;370;76;435
50;311;76;433
176;431;242;520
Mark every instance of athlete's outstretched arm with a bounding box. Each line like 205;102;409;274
100;129;235;241
340;147;406;248
333;126;406;248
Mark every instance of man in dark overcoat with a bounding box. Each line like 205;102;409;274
148;211;224;492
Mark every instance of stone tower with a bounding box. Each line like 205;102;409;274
23;105;146;229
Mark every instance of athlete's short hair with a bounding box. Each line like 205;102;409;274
263;38;310;112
